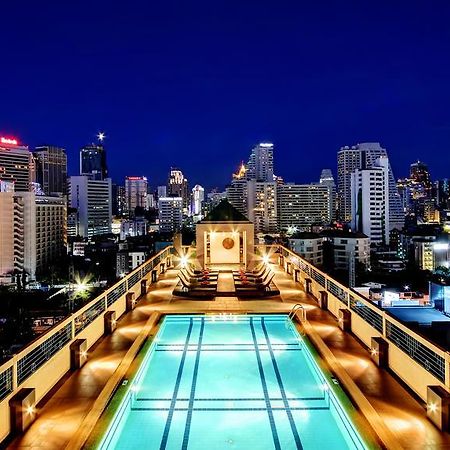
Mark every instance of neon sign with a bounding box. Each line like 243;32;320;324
1;137;18;145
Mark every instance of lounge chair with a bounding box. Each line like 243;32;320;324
172;273;217;299
233;266;268;281
232;263;264;276
234;270;272;287
184;266;218;280
235;273;278;297
179;270;217;288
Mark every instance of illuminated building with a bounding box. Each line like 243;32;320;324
351;156;390;245
246;142;274;182
112;183;126;216
226;163;248;217
167;168;189;212
288;233;324;266
68;176;112;238
338;142;403;230
125;176;148;216
116;250;146;277
278;170;335;233
80;143;108;180
0;192;66;283
33;146;67;195
158;197;183;233
0;136;34;191
247;180;278;233
191;184;204;218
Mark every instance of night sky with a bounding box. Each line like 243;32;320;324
2;1;450;190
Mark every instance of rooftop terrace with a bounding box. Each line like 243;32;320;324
2;247;450;449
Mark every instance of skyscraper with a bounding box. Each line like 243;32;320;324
0;192;66;282
247;180;278;233
351;156;390;245
158;197;183;233
226;163;249;217
277;183;333;232
0;136;34;191
33;145;67;195
191;184;205;216
125;176;148;216
319;168;336;222
80;143;108;180
246;143;274;182
337;142;403;230
167;168;189;211
68;176;112;238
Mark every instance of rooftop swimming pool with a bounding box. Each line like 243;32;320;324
98;314;371;450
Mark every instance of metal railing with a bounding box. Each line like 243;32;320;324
0;245;173;404
277;244;450;391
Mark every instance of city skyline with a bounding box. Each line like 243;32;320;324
2;2;450;187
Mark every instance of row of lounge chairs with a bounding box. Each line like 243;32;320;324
233;265;278;297
172;264;279;299
173;267;218;298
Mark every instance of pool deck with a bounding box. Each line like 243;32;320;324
6;262;450;449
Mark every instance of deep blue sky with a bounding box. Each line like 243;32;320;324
1;1;450;190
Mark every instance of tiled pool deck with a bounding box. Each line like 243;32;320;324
6;262;450;449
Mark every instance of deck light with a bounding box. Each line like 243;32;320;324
370;348;378;356
428;402;438;413
180;255;189;267
26;405;35;415
81;350;88;358
262;254;270;264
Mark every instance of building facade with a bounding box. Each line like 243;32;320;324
351;156;390;245
80;144;108;180
158;197;183;233
288;233;324;266
0;137;34;192
0;192;66;282
33;146;67;195
246;143;274;182
247;181;278;234
338;142;403;230
125;176;148;215
68;176;112;238
278;183;333;233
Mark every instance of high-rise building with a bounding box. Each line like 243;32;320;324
247;181;278;233
112;183;126;216
0;136;34;191
0;192;66;283
167;168;189;211
319;169;336;222
157;185;167;199
277;183;333;232
191;185;205;217
68;176;112;238
351;156;390;245
125;176;148;215
158;197;183;233
337;142;403;230
226;163;249;217
33;146;67;195
80;143;108;180
246;143;274;182
436;179;450;209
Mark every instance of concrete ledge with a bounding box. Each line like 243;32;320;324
65;312;161;450
295;313;402;450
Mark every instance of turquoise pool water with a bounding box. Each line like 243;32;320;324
99;315;369;450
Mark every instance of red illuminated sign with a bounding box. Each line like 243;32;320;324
127;176;147;181
0;137;18;145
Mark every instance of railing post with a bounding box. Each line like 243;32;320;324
12;355;18;391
